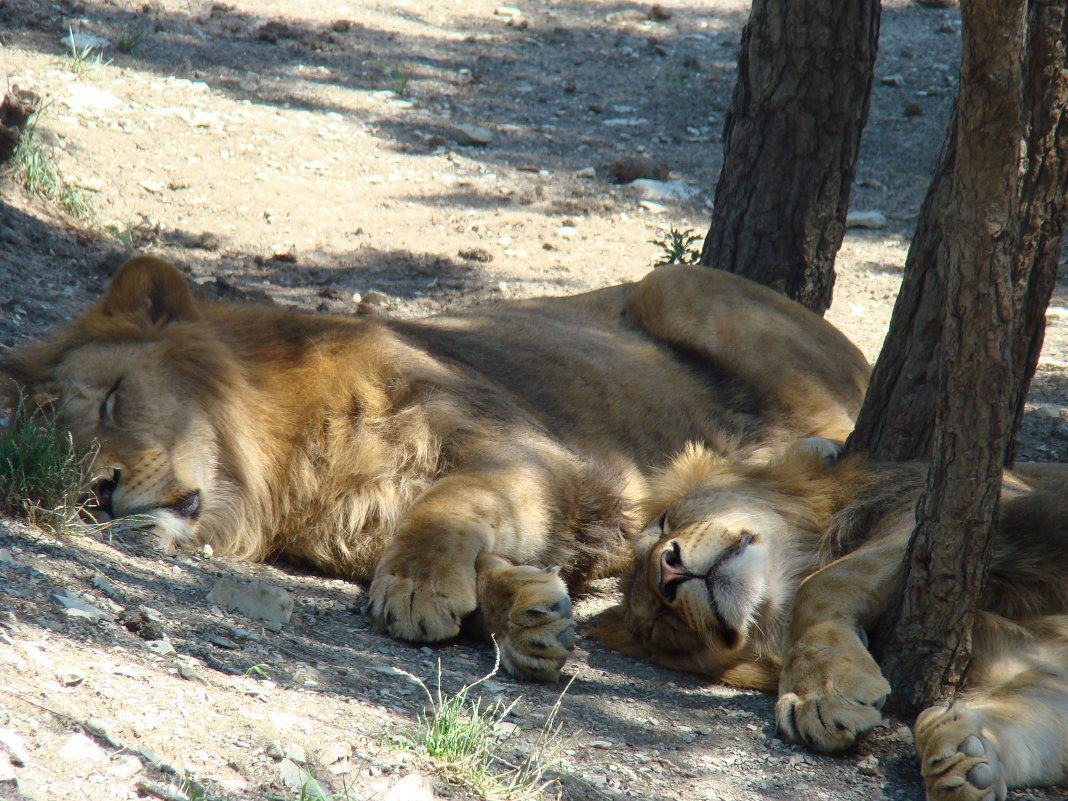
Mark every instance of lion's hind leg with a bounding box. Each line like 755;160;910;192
468;553;576;683
915;613;1068;801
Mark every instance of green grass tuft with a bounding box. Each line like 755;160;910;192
396;648;571;800
0;396;99;535
10;106;95;222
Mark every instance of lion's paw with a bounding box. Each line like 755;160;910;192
915;703;1006;801
496;568;576;682
776;622;890;752
367;568;477;642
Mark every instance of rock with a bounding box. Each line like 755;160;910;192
57;669;85;686
319;742;351;765
91;573;122;600
108;754;143;778
639;200;669;214
52;590;113;623
279;758;323;793
649;4;672;20
362;290;391;305
888;725;915;744
626;179;692;201
207;578;293;626
604;155;670;184
63;85;122;112
458;247;493;263
136;779;190;801
144;639;176;656
573;166;596;179
0;729;30;765
0;549;15;566
880;74;904;87
846;210;888;229
57;733;107;763
139;180;165;193
1046;306;1068;320
856;754;880;776
119;607;165;640
903;102;923;117
266;741;285;760
556;226;577;237
284;743;306;764
494;6;522;17
385;773;435;801
1033;404;1066;420
62;31;111;49
441;123;493;146
207;634;239;649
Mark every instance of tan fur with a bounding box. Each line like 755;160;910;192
1;255;870;681
597;443;1068;800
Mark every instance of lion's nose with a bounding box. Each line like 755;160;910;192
167;490;202;520
659;540;697;600
90;470;121;515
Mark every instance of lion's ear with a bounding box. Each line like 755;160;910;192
98;255;199;326
589;605;649;659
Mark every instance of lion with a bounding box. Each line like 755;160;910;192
0;255;869;681
596;439;1068;800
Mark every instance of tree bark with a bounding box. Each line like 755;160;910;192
847;1;1068;465
1005;1;1068;462
872;0;1026;718
699;0;880;315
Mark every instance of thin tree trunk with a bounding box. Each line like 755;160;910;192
847;1;1068;466
700;0;880;315
872;0;1026;717
1006;1;1068;463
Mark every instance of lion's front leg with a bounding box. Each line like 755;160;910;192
776;536;904;752
468;552;575;682
367;467;555;645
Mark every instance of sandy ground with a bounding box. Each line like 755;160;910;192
1;0;1067;800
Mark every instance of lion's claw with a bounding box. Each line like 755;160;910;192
483;564;576;682
776;622;890;752
367;571;477;642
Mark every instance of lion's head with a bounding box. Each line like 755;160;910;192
1;256;269;555
594;441;849;691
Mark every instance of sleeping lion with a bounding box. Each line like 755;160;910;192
0;255;869;681
597;440;1068;800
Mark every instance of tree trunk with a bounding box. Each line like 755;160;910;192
700;0;880;315
847;1;1068;466
1005;1;1068;463
872;0;1026;718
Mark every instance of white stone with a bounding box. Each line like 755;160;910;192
442;123;493;146
57;733;106;763
319;742;351;765
63;85;122;112
207;578;293;625
108;755;143;778
61;33;111;50
385;773;435;801
627;179;692;201
52;591;113;623
846;210;888;229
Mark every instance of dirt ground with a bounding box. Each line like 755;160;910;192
1;0;1067;800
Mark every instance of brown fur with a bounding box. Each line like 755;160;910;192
0;255;869;680
597;442;1068;800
